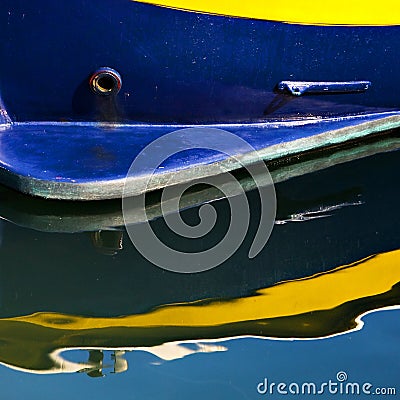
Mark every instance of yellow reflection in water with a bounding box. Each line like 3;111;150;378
7;249;400;329
0;249;399;374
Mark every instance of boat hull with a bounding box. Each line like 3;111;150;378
0;1;400;199
1;1;400;123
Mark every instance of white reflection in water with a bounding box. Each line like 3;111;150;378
275;201;364;225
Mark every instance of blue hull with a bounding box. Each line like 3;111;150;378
0;1;399;199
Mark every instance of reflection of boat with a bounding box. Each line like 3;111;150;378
1;1;400;199
0;145;399;315
0;144;399;375
0;249;399;374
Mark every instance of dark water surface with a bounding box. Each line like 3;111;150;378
0;141;399;399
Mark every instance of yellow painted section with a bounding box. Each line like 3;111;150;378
5;249;400;330
133;0;400;26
